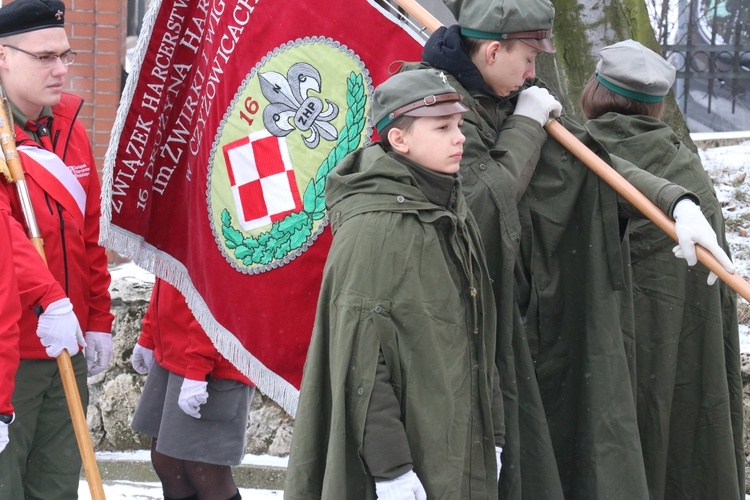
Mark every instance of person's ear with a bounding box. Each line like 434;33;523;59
486;41;501;65
0;46;10;69
388;127;409;155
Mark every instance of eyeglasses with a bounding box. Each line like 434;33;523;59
3;45;76;66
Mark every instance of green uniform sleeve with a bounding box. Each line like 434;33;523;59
362;349;413;481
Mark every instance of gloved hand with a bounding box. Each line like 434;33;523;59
0;413;14;453
375;470;427;500
513;86;562;127
178;378;208;418
672;245;724;285
672;199;735;284
36;298;85;358
496;446;503;481
0;422;9;454
131;343;155;375
85;331;113;376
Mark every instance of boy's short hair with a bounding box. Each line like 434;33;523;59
379;115;417;152
372;69;467;134
461;36;520;59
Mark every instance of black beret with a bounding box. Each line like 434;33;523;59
0;0;65;37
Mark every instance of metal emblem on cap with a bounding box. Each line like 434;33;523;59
55;10;63;20
439;71;447;85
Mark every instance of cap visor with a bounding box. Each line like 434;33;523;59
404;101;468;118
521;38;556;54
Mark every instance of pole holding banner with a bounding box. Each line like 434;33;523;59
390;0;750;302
0;87;106;500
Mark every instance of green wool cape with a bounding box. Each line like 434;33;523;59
585;114;744;500
284;145;500;499
412;56;694;498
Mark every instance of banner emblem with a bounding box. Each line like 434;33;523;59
208;37;372;274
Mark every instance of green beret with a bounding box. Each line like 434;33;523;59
596;40;676;103
444;0;556;53
0;0;65;37
373;69;468;133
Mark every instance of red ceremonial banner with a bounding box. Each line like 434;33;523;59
101;0;424;415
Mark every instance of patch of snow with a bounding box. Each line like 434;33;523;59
698;139;750;352
108;261;155;284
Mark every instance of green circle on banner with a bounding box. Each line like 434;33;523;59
208;37;372;274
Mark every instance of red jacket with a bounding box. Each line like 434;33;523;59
0;210;21;414
3;93;113;359
138;279;252;385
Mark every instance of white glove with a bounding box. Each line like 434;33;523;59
496;446;503;480
85;331;113;376
36;298;85;358
0;421;9;454
178;378;208;418
672;245;723;285
672;199;735;284
513;86;562;127
131;343;155;375
375;470;427;500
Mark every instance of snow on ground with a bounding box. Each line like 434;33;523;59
90;139;750;498
78;452;288;498
698;139;750;351
78;480;283;499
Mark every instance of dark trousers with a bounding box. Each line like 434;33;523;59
0;352;88;500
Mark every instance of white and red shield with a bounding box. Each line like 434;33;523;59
222;130;303;231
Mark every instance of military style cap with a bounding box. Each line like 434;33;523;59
0;0;65;37
373;69;468;133
596;39;676;103
444;0;556;53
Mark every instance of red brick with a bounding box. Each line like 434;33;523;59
94;12;120;26
67;11;96;24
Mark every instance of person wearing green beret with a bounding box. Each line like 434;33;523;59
285;68;504;499
580;39;744;500
401;0;737;498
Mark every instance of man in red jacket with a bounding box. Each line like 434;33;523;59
0;1;114;498
132;279;254;500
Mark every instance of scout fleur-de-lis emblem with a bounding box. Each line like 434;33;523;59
439;71;447;84
55;10;63;20
259;62;339;149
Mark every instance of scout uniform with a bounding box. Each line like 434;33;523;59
403;0;730;497
582;40;744;500
285;69;503;500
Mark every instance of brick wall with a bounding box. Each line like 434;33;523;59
65;0;128;173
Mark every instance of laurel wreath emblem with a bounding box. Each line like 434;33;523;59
220;71;366;266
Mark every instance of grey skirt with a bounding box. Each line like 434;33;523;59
131;362;254;465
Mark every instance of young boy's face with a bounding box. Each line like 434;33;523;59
484;42;541;97
395;113;465;174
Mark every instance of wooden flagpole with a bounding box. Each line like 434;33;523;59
391;0;750;302
0;90;106;499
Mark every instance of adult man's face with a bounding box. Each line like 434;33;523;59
0;27;69;119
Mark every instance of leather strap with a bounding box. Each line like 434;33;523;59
388;92;462;121
502;30;552;41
